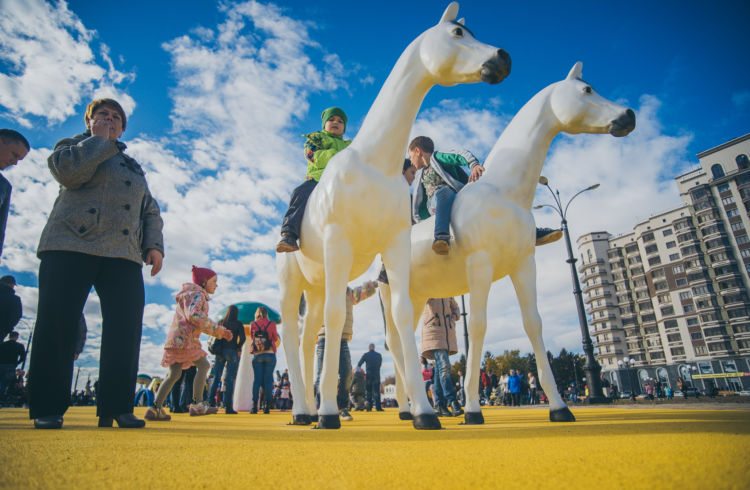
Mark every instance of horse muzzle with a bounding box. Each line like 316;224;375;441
609;109;636;137
481;49;511;84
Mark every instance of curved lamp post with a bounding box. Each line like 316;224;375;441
534;176;609;404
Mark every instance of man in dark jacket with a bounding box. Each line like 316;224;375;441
0;275;22;341
0;331;26;396
0;129;30;262
357;343;383;411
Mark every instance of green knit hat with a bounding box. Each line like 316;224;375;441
321;107;347;130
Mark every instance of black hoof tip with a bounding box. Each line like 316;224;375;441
291;414;312;425
550;407;576;422
462;411;484;425
399;411;413;421
317;414;341;429
412;413;441;430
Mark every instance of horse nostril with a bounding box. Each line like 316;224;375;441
626;109;635;121
497;49;511;69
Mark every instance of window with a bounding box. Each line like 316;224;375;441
657;293;671;304
645;244;658;254
736;154;750;170
690;332;703;340
693;285;711;295
671;347;686;356
695;345;708;355
684;303;695;312
722;196;735;205
670;253;681;261
676;278;688;287
736;235;750;245
711;164;725;179
686;317;699;326
673;265;685;274
679;291;692;300
661;306;675;316
625;244;639;254
691;189;707;201
717;183;730;193
666;241;676;249
726;208;740;218
667;333;681;342
664;319;678;329
741;249;750;258
663;229;673;237
643;232;655;243
648;256;662;266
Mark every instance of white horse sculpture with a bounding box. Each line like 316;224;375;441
381;62;635;423
277;2;510;429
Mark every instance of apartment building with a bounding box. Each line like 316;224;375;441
576;133;750;394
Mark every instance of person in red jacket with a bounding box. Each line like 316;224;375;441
249;306;280;414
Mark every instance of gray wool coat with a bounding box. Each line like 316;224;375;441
37;132;164;264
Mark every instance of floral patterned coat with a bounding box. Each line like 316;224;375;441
161;282;228;368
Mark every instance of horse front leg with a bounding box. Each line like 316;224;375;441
379;282;411;419
318;223;352;429
382;230;440;430
510;255;575;422
464;250;493;424
276;254;309;425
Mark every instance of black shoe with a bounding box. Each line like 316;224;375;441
263;406;270;414
34;415;63;429
536;227;562;246
225;409;238;414
451;401;464;416
276;233;299;253
436;404;452;417
375;407;384;412
98;413;146;428
251;407;258;414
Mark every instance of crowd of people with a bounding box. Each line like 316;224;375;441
0;96;567;430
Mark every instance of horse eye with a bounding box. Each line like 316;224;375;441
584;86;592;94
452;27;463;37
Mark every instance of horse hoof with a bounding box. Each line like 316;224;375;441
291;414;311;425
310;414;319;422
317;414;341;429
550;407;575;422
462;411;484;425
399;411;413;421
412;413;441;430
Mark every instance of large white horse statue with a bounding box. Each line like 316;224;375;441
277;2;510;429
381;62;636;424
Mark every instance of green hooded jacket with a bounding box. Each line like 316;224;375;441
303;130;352;182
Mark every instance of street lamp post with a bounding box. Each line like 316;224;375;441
535;176;609;404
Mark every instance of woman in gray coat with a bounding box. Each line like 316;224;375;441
29;98;164;429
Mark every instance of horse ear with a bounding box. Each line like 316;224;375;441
457;17;466;26
566;62;583;80
439;2;459;23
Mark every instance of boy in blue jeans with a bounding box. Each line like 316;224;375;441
408;136;561;255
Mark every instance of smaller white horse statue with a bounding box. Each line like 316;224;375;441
277;2;510;430
381;62;635;423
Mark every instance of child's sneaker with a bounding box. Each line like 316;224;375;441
276;233;299;253
339;409;354;421
536;227;562;246
189;402;218;416
144;406;171;421
432;237;450;255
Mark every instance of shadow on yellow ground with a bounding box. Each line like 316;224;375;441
1;406;748;489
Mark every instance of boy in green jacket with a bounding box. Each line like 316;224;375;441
277;107;351;253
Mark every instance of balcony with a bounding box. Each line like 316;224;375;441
586;303;617;316
581;269;609;282
582;281;611;294
578;258;605;273
584;290;612;303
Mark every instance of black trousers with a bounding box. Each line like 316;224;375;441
280;179;317;238
29;251;144;419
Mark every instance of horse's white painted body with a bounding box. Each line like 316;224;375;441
276;2;510;428
382;62;636;422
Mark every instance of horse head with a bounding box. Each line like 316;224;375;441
418;2;511;86
549;62;636;137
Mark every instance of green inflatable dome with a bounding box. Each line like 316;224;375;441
215;301;282;324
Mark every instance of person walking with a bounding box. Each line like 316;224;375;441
0;331;25;397
146;267;232;421
0;275;22;342
420;297;463;417
208;305;245;414
507;369;521;406
250;306;280;414
357;344;382;411
0;129;30;263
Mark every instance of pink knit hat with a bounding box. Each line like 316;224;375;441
192;265;216;286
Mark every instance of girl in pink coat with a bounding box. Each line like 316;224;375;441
146;266;232;421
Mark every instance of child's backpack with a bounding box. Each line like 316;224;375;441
251;321;272;354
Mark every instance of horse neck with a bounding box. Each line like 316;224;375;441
350;36;432;175
483;85;560;210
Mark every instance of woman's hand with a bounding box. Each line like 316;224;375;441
145;249;163;276
90;118;113;140
223;330;234;341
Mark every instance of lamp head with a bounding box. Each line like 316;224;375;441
588;183;601;191
539;176;549;185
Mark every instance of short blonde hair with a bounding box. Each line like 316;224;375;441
85;98;127;131
255;306;268;320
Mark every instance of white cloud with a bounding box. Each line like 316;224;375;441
0;0;134;126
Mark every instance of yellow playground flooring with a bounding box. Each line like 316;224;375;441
0;405;748;489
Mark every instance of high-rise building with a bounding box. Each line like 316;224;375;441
576;133;750;395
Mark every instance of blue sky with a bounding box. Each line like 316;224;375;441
1;0;749;381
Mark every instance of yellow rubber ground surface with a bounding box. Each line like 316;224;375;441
1;405;748;489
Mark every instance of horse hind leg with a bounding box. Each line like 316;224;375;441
380;281;412;420
302;289;325;421
510;256;575;422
